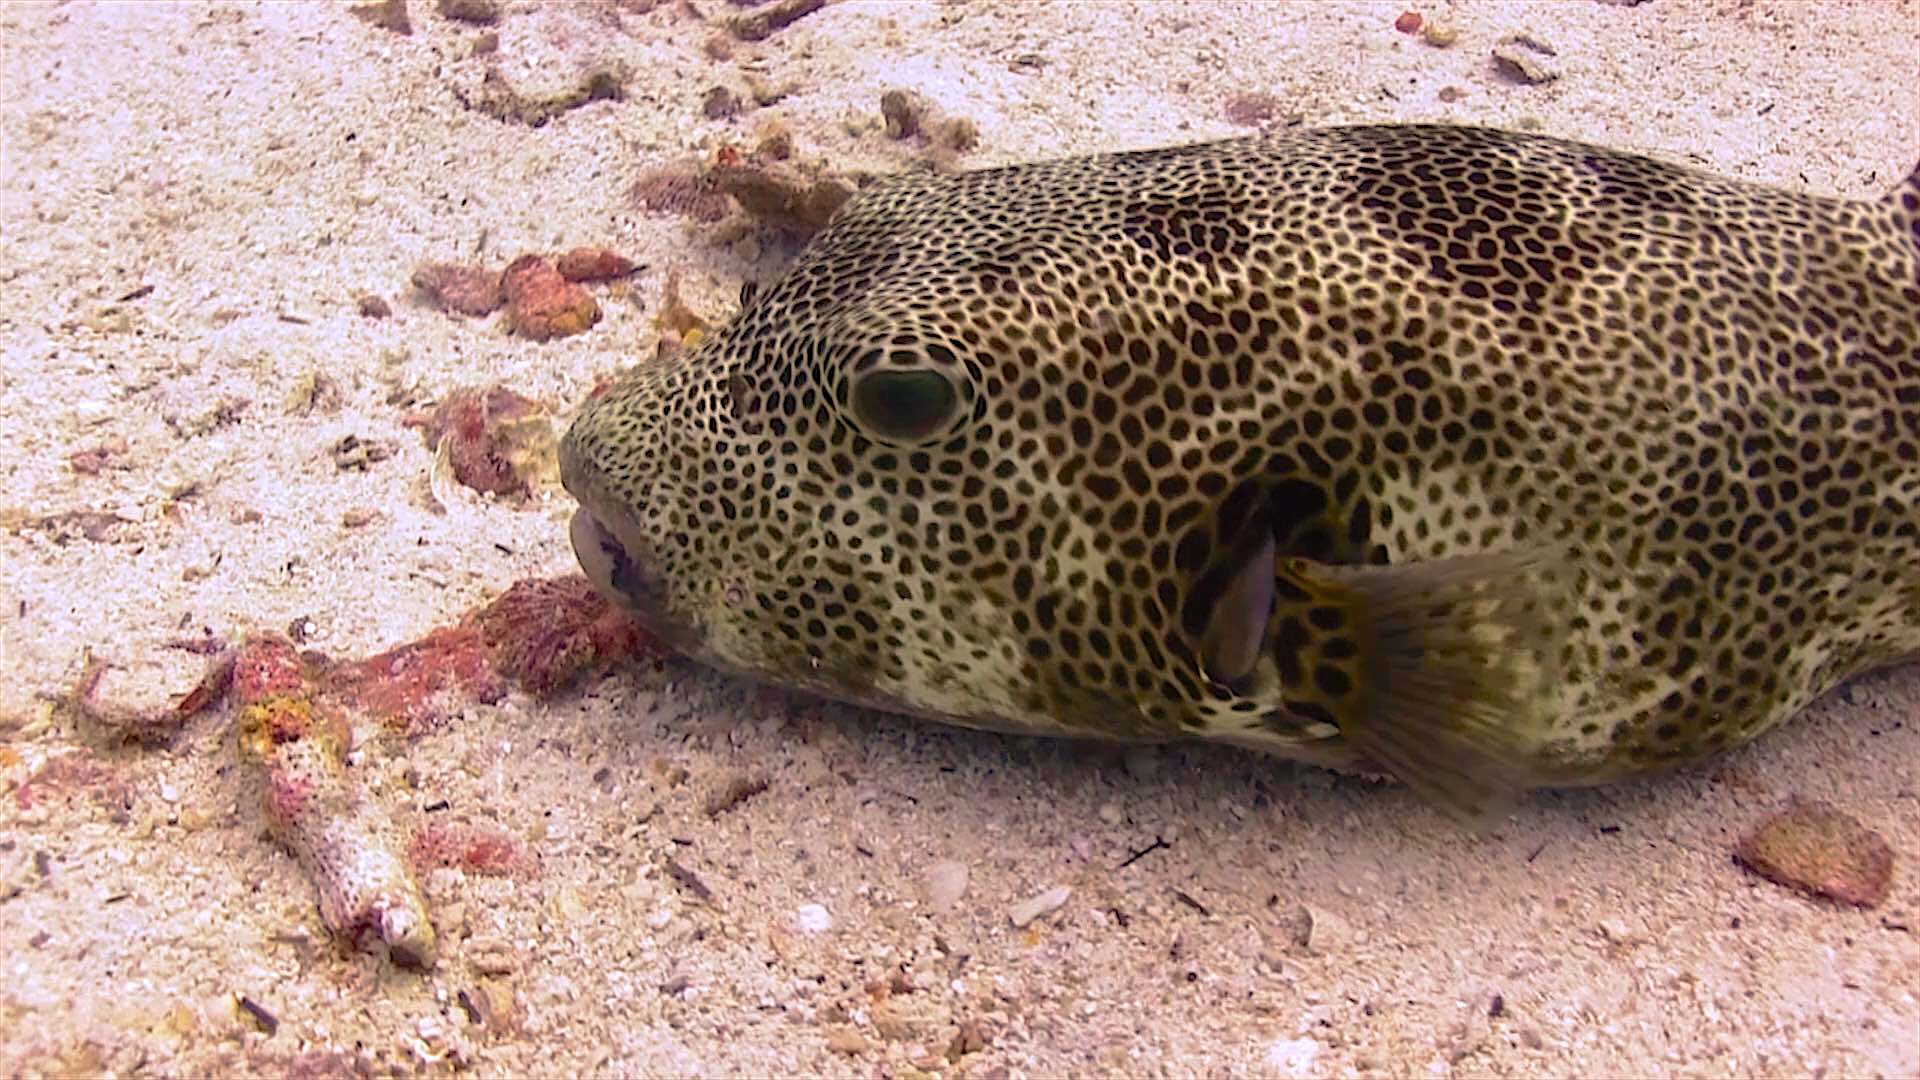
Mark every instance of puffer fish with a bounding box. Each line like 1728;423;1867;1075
561;123;1920;818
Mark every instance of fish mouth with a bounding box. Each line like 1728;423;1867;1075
567;506;704;657
559;414;700;654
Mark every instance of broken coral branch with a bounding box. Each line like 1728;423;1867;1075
233;637;438;969
78;575;664;970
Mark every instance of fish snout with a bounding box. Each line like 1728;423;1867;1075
560;392;707;654
568;506;688;651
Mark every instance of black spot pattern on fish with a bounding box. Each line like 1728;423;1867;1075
563;124;1920;786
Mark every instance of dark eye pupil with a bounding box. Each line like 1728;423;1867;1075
854;370;956;440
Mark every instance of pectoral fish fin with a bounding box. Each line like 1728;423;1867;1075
1276;549;1572;824
1199;532;1277;686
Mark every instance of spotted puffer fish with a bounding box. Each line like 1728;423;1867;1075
562;124;1920;818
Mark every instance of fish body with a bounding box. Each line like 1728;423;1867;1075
562;124;1920;816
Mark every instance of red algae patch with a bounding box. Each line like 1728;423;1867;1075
411;262;504;316
554;246;639;283
65;577;665;970
476;575;666;696
329;625;504;732
502;254;600;341
408;822;534;878
408;385;557;502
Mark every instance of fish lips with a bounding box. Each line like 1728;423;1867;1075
559;422;698;652
567;506;703;657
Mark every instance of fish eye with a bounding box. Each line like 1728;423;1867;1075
851;368;958;441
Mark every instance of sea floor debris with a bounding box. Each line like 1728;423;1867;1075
1733;799;1896;909
70;576;665;969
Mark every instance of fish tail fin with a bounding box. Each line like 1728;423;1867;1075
1279;550;1573;824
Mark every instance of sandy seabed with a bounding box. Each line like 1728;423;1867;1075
3;1;1917;1076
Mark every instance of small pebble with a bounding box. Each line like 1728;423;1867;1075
1734;800;1894;908
350;0;410;34
1008;885;1071;928
880;88;934;140
1597;917;1636;943
727;0;824;41
466;938;517;976
436;0;499;25
1222;92;1287;130
924;860;969;911
701;85;742;120
794;902;833;934
1288;903;1354;954
825;1026;869;1055
1266;1035;1322;1077
1491;34;1559;85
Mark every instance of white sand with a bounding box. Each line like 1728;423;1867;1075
2;1;1916;1075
